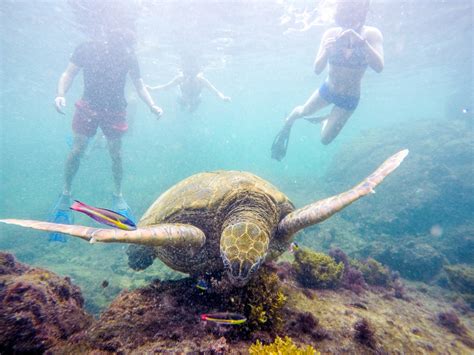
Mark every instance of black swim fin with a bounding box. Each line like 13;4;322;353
271;124;292;161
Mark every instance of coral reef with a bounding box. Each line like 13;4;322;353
444;265;474;294
326;120;473;237
293;248;344;289
360;241;445;282
1;254;473;354
444;264;474;308
313;119;473;289
0;252;92;354
54;267;289;353
33;262;474;353
249;336;319;355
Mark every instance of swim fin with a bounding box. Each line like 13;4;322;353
112;194;136;224
271;124;292;161
48;193;73;242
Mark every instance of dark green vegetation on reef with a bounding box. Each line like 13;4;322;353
293;248;344;289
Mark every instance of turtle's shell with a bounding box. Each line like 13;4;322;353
139;171;294;275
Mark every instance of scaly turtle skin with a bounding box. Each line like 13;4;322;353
0;150;408;286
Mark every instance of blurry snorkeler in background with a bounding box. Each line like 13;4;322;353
50;28;163;241
271;0;384;161
146;56;231;113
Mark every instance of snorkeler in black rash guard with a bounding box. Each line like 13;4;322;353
271;0;384;161
146;59;231;113
49;29;163;242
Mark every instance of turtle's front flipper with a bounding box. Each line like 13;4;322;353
0;219;206;249
278;149;409;238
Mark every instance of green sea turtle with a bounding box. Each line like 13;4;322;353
0;150;408;286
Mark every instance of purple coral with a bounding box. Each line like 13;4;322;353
329;248;349;268
342;267;367;295
328;249;367;294
437;311;466;335
284;310;330;342
353;318;376;348
392;279;407;300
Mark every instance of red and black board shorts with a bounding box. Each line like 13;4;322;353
72;100;128;138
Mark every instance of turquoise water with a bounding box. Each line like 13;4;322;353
0;0;472;315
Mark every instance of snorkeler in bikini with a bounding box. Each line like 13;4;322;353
271;0;384;161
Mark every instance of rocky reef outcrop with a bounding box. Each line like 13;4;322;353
1;250;472;354
0;252;93;353
317;119;473;285
50;254;473;354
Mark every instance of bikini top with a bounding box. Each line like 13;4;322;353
328;36;368;69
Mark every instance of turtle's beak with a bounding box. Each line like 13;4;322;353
223;257;264;286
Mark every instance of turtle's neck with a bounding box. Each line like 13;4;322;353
220;191;278;238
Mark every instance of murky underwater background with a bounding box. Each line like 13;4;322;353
0;0;472;315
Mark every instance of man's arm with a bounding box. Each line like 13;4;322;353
131;77;163;118
199;74;231;102
54;62;81;114
146;74;182;91
313;28;338;75
363;28;384;73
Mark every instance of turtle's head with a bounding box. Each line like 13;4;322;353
220;222;270;287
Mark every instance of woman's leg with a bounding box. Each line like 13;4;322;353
320;106;354;145
271;88;331;161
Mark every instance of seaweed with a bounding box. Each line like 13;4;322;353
293;248;344;289
249;336;319;355
238;268;287;333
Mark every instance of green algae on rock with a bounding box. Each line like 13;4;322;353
293;248;344;289
249;336;319;355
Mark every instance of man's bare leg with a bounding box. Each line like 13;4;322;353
107;136;135;221
63;134;89;195
107;137;123;196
